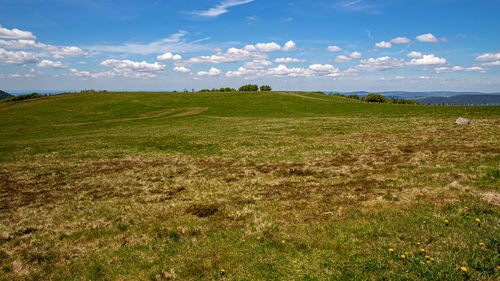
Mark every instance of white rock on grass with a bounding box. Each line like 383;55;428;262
455;117;470;125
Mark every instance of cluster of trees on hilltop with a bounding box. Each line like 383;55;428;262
238;85;272;91
197;85;273;92
199;88;237;92
259;85;272;91
79;89;108;94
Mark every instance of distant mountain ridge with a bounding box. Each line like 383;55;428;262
337;91;500;99
0;90;13;100
415;95;500;105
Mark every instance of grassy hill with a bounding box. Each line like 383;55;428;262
0;91;499;280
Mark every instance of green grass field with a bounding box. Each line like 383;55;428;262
0;91;499;280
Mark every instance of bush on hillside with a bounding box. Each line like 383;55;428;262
364;94;386;103
348;94;359;100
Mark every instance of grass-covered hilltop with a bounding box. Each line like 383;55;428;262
0;90;499;280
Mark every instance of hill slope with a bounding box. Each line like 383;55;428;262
0;92;498;280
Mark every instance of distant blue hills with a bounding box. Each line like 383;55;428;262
413;95;500;105
335;91;500;105
338;91;500;98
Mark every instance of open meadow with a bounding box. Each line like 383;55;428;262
0;91;499;280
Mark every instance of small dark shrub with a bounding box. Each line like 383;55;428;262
364;94;386;103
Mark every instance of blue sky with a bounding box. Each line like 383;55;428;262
0;0;499;92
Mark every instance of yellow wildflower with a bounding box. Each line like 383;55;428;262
417;242;421;245
430;258;435;262
479;242;485;246
389;248;395;253
401;254;406;259
464;206;468;209
420;249;425;253
425;255;430;259
475;218;481;222
460;266;468;272
423;220;427;224
444;219;449;224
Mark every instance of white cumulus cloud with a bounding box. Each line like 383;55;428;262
283;40;297;51
407;51;423;58
70;68;91;77
334;55;351;63
309;64;337;72
475;52;500;61
38;59;68;69
254;42;281;52
433;66;486;73
198;67;222;76
327;45;342;52
350;51;362;59
479;60;500;67
308;64;340;76
0;39;47;49
101;59;165;73
266;64;312;77
0;25;36;40
353;56;405;72
408;54;446;65
375;41;392;48
274;57;305;63
49;46;88;58
416;33;438;43
0;48;37;65
0;39;87;59
188;47;267;64
243;59;273;69
390;37;411;44
173;66;191;73
226;66;259;78
157;52;182;61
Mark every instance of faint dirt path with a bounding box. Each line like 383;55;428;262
277;92;330;101
54;107;208;127
277;92;363;103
